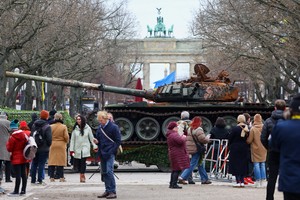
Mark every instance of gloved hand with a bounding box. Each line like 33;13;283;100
70;151;74;156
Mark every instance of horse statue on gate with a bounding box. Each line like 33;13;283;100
147;25;153;37
154;15;166;37
168;25;174;37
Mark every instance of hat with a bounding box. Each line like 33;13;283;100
290;93;300;113
167;121;178;130
253;114;262;123
49;109;57;116
19;121;29;130
237;114;246;123
40;110;49;120
10;119;19;130
0;111;8;119
31;113;38;121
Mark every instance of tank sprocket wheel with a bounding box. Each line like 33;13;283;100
114;117;134;141
162;117;181;137
223;116;237;131
135;117;160;141
200;116;212;135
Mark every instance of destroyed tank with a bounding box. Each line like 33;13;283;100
5;64;273;145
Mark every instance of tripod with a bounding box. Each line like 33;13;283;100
88;164;119;180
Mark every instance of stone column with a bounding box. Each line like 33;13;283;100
143;63;150;89
170;63;176;72
189;62;196;77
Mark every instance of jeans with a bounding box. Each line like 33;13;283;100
31;151;48;183
101;154;116;193
180;151;209;182
253;162;266;181
198;163;208;182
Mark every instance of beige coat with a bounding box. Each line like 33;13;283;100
185;127;210;155
48;121;69;166
246;122;267;162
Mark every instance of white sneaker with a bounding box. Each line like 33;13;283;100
240;183;245;187
260;180;267;187
254;181;261;188
233;183;240;187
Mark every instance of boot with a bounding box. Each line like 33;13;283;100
60;178;66;182
80;174;86;183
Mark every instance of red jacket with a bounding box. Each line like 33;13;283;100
6;130;28;164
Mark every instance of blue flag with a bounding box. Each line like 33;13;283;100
153;71;176;88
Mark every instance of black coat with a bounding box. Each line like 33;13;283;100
228;125;249;176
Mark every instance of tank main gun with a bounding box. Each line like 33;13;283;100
5;71;155;100
5;64;239;103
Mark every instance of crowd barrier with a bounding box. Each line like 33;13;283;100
200;139;230;180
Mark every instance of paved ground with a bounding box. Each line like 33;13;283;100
0;162;283;200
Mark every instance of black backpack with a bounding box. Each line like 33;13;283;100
33;124;49;147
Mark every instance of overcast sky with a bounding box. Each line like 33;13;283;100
108;0;202;88
127;0;201;39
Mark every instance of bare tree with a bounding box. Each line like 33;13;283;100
1;0;139;111
190;0;300;102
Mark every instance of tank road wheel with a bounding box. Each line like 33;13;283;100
135;117;160;141
162;117;180;137
201;116;212;135
115;117;134;141
223;116;237;131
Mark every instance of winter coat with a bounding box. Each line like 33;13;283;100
70;124;97;159
210;126;229;140
48;120;69;166
260;110;285;151
6;130;28;165
185;126;210;155
228;125;249;176
31;119;52;153
271;118;300;194
166;129;190;171
0;118;11;161
247;122;267;162
95;120;121;161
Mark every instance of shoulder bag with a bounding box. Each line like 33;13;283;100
100;128;123;155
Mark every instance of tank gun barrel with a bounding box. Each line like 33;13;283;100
5;71;154;100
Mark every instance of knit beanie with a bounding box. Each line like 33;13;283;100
19;121;29;130
290;93;300;113
237;115;246;124
10;119;19;130
167;121;178;130
40;110;49;120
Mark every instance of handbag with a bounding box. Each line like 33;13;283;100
191;132;206;155
100;128;123;155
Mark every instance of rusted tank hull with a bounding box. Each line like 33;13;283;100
105;102;273;145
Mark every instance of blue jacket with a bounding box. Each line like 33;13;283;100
271;119;300;194
95;120;121;161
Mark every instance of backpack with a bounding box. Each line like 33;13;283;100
33;124;49;147
23;134;37;160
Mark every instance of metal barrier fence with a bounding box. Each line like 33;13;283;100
201;139;230;180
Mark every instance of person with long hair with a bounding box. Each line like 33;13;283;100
178;116;211;185
69;115;97;183
48;113;69;182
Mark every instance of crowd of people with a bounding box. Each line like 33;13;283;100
165;94;300;200
0;109;121;199
1;93;299;200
